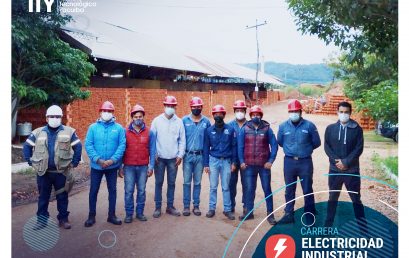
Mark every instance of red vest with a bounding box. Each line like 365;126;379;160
123;126;150;166
244;121;270;166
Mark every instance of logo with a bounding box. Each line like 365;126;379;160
265;234;296;258
28;0;55;13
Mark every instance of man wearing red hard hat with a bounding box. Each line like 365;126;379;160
277;99;321;224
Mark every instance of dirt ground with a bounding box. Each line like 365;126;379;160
11;101;398;258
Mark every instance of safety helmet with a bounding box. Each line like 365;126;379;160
233;100;247;110
163;95;177;105
249;105;263;118
46;105;63;117
189;97;203;107
212;104;226;115
288;99;302;111
130;104;145;116
99;101;115;112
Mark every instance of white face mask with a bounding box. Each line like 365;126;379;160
235;111;245;120
101;112;113;121
48;118;61;128
164;107;175;116
289;112;300;122
338;113;350;123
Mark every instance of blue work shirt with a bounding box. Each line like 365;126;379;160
277;118;321;158
182;114;211;153
23;125;82;169
203;123;237;167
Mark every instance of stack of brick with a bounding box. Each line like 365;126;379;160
314;95;351;115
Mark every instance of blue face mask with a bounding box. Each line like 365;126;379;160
133;119;144;127
252;117;261;125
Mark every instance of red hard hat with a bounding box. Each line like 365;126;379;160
130;104;145;116
100;101;115;111
190;97;203;107
233;100;247;110
212;104;226;115
249;105;263;117
288;99;302;111
163;95;177;105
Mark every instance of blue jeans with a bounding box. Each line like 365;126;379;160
37;172;69;222
208;156;232;212
283;157;315;214
124;165;148;216
183;153;204;208
154;158;178;209
88;168;118;216
229;167;246;211
244;165;273;214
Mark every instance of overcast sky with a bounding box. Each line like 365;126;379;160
77;0;340;65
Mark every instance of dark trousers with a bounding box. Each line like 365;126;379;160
244;165;273;214
37;172;69;222
325;169;365;226
229;167;246;211
88;168;118;216
283;156;316;214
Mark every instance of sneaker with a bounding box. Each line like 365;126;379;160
192;206;201;216
84;215;96;227
278;213;295;224
153;208;162;218
267;214;277;226
59;220;72;229
183;208;191;216
124;215;133;223
206;210;215;218
107;215;122;225
223;211;235;220
136;214;148;221
166;207;181;217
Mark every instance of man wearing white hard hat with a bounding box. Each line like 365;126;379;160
23;105;82;230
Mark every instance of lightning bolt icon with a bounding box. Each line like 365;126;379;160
273;238;287;258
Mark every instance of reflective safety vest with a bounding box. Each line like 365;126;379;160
31;126;75;176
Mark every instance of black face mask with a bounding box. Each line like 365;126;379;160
214;116;224;127
192;109;202;116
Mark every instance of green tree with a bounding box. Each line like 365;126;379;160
12;0;95;135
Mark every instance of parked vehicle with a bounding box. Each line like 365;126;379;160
378;121;398;142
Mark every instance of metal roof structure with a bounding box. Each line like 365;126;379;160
62;17;284;85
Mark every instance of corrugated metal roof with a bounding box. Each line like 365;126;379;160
63;17;284;85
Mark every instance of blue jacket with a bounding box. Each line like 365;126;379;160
23;125;82;169
85;118;126;170
228;119;247;162
182;114;211;153
277;118;321;158
203;123;237;167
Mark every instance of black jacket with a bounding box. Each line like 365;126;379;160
324;119;364;172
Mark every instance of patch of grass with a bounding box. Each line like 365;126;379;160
383;156;398;176
371;153;398;187
17;167;35;176
364;131;395;143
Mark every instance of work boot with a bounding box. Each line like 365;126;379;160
166;207;181;217
223;211;236;220
84;215;96;227
267;214;277;226
278;213;295;224
231;207;235;213
239;212;254;221
59;219;72;229
136;214;147;221
192;206;201;216
206;210;215;218
183;208;191;216
124;215;133;223
107;214;122;225
153;208;162;218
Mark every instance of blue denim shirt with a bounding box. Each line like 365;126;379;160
203;123;237;167
182;114;211;153
277;118;321;158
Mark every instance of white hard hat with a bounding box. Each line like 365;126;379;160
46;105;63;117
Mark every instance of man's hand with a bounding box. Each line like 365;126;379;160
240;163;247;170
147;169;153;177
204;167;210;174
97;159;105;167
118;167;124;178
103;159;114;168
335;159;347;170
175;157;182;166
231;163;237;172
155;156;159;164
264;162;273;170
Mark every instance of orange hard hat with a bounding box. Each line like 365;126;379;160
288;99;302;111
212;104;226;115
100;101;115;112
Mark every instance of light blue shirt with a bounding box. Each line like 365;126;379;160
151;113;186;159
182;114;211;153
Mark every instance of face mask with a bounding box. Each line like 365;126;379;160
165;107;175;116
338;113;350;123
48;118;61;128
235;112;245;120
289;112;300;122
192;109;202;116
214;116;224;127
101;112;113;121
133;119;144;127
252;117;261;125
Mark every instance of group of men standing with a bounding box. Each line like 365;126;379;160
23;95;365;230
